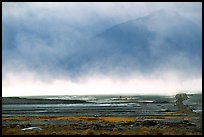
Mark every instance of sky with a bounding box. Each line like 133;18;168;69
2;2;202;97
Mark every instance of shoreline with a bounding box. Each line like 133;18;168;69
2;97;88;104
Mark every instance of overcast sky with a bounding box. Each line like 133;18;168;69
2;2;202;96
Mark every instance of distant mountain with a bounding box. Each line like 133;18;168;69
91;10;202;74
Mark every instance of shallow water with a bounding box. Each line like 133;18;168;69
2;94;202;117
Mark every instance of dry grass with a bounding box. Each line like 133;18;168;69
3;116;137;123
2;115;201;135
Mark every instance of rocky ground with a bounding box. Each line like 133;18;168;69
2;115;202;135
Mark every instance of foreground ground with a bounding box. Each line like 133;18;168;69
2;94;202;135
2;114;202;135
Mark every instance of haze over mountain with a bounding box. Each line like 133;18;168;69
90;10;202;76
2;3;202;96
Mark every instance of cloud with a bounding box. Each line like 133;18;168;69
2;2;202;96
3;2;201;27
2;71;202;97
